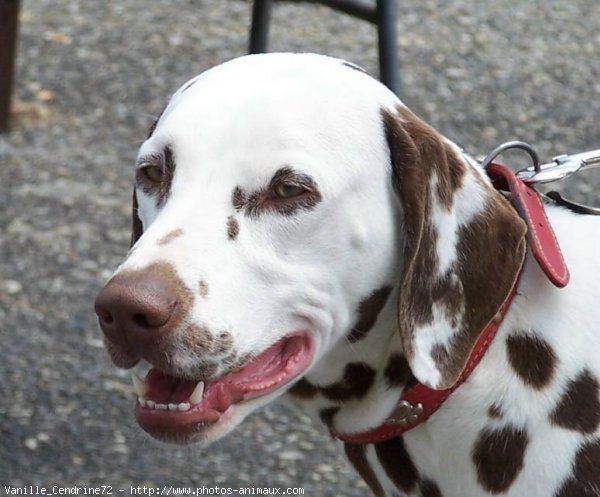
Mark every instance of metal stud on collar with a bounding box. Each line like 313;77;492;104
387;401;424;425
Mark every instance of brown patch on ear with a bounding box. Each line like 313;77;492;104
382;105;527;389
158;228;183;246
344;444;385;497
226;216;240;240
472;425;529;493
506;332;557;389
131;189;143;247
375;437;420;493
347;286;392;343
550;370;600;433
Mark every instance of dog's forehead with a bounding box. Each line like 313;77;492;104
141;54;399;182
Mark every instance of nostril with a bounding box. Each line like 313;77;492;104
132;313;153;329
97;307;114;325
130;300;177;329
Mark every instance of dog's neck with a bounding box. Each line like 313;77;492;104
285;294;410;435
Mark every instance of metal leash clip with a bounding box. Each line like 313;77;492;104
516;149;600;184
480;141;600;215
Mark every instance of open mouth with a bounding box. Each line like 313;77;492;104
132;333;314;441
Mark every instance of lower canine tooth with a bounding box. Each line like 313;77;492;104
138;397;147;407
147;400;155;409
189;381;205;405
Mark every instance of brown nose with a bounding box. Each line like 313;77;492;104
94;262;185;365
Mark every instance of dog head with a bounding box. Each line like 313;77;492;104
95;54;525;444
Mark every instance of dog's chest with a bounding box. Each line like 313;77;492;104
287;293;600;497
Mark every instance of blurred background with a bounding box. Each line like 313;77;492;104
0;0;598;494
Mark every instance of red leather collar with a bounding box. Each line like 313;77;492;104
332;162;569;444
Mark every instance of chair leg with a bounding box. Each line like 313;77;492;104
0;0;20;133
249;0;274;54
375;0;400;95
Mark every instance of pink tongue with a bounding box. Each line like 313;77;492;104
144;336;302;412
144;370;197;404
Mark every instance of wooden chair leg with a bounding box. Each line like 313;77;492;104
249;0;274;54
0;0;20;133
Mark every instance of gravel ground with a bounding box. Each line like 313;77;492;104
0;0;599;494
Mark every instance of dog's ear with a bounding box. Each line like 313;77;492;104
130;189;143;248
383;105;527;390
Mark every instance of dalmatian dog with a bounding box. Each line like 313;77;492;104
95;53;600;497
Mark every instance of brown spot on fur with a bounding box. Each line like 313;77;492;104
158;228;183;246
554;439;600;497
472;425;529;493
319;407;339;427
347;286;392;343
198;280;209;297
550;370;600;433
375;437;420;493
180;325;215;356
320;363;376;401
287;378;319;399
382;105;527;389
488;403;503;419
212;331;234;355
344;444;385;497
227;216;240;240
384;353;414;388
232;186;248;211
420;479;443;497
187;361;219;380
506;332;557;389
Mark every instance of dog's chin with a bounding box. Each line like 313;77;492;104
131;332;314;445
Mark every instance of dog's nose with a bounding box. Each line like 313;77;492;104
94;265;181;361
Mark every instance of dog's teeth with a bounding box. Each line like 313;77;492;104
189;381;205;405
168;403;178;411
146;400;155;409
131;372;149;397
138;397;147;407
178;402;190;411
155;403;168;410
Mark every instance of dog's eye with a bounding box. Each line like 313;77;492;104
141;165;164;183
273;182;307;199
